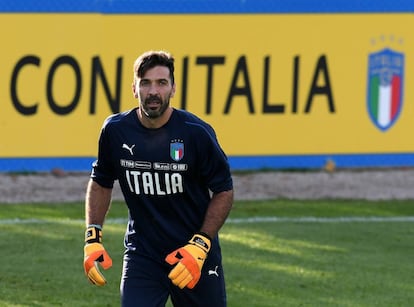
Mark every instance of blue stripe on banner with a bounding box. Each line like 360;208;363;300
0;157;96;172
1;153;414;172
228;153;414;170
0;0;413;14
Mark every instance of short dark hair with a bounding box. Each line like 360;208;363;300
133;50;175;84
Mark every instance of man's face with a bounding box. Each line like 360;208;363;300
136;66;175;119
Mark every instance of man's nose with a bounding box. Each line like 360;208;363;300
148;83;159;94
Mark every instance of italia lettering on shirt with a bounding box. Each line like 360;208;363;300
125;170;183;195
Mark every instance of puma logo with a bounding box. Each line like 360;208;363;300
208;266;219;277
122;143;135;155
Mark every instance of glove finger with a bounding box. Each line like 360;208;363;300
84;256;97;273
165;250;180;265
186;275;200;289
88;274;102;286
84;250;113;271
87;264;106;286
100;251;113;269
178;249;201;285
169;263;192;289
180;253;200;277
178;273;193;289
168;261;187;280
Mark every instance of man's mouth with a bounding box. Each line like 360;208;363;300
146;97;162;107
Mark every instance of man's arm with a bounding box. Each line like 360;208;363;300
165;189;233;289
85;179;113;227
83;179;113;286
200;189;234;239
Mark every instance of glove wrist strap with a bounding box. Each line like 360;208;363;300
189;232;211;253
85;225;102;244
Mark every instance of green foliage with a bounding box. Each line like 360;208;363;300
0;200;414;306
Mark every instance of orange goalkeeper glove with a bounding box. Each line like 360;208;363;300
83;225;112;286
165;233;211;289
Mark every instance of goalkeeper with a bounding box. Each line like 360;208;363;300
83;50;234;307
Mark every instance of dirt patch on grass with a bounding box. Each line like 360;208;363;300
1;169;413;203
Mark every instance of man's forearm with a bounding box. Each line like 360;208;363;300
200;190;234;239
85;179;113;227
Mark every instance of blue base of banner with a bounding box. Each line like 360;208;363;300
0;157;96;173
0;153;413;172
0;0;413;14
228;153;414;170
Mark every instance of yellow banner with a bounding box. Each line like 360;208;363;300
1;13;413;157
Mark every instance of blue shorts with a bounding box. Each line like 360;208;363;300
120;249;227;307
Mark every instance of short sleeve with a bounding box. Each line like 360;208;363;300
90;121;116;188
196;124;233;193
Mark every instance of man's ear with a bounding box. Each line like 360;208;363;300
170;83;176;98
132;81;138;98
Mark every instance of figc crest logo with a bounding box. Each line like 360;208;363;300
170;140;184;161
367;46;404;131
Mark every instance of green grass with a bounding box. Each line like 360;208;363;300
1;200;414;306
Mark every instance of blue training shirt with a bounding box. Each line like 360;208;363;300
91;107;233;261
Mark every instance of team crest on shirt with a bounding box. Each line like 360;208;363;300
170;140;184;161
367;40;405;131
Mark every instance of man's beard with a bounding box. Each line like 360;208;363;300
141;96;169;119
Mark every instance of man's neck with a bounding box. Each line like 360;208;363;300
136;107;173;129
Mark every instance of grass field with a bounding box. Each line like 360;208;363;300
1;199;414;306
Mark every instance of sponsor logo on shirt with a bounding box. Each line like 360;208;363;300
120;160;187;171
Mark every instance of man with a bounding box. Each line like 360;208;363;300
83;50;234;307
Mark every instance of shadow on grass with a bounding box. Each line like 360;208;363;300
0;222;125;307
221;222;414;306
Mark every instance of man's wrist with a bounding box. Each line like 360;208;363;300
189;232;211;253
85;225;103;244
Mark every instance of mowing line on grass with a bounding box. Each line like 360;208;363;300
1;216;414;225
227;216;414;223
